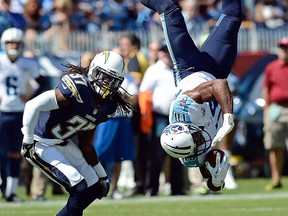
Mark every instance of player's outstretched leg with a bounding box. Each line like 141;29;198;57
200;0;242;78
140;0;178;14
222;0;242;18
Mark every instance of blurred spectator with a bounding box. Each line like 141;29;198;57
79;2;101;33
9;0;24;13
69;0;90;31
0;0;26;36
139;42;185;196
23;0;51;32
202;0;221;28
145;12;163;32
40;0;54;14
134;0;153;29
147;40;160;65
254;0;286;29
97;0;137;31
0;28;39;202
262;37;288;191
119;33;149;197
22;0;51;48
42;0;71;52
181;0;208;35
119;33;149;86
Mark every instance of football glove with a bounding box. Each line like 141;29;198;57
205;152;229;188
211;113;234;147
98;177;110;199
21;142;35;158
93;162;110;199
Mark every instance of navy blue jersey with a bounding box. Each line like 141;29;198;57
34;73;117;141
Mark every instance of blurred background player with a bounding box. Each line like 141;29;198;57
0;27;39;202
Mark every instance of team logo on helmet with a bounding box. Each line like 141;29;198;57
170;124;185;133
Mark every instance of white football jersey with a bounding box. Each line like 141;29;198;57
0;53;39;112
169;72;224;167
170;72;223;146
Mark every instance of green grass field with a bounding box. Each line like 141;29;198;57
1;177;288;216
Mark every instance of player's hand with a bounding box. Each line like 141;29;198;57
98;177;110;199
205;152;229;188
21;142;35;158
211;113;234;147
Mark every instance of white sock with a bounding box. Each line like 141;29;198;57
5;177;19;197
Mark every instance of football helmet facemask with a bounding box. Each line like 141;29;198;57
160;123;212;158
88;51;125;98
1;27;24;59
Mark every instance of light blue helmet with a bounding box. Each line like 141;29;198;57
160;122;212;158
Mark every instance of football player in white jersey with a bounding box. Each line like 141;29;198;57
21;51;133;216
0;27;40;201
140;0;242;191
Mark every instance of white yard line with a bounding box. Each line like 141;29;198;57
1;192;288;207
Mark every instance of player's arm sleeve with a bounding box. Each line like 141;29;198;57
21;90;59;144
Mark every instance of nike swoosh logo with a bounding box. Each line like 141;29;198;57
62;83;67;89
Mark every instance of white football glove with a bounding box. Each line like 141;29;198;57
205;152;229;188
211;113;234;147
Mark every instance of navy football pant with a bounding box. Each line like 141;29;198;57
141;0;242;85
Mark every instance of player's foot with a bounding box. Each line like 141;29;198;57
32;194;46;201
124;186;145;197
6;194;23;202
111;189;124;200
265;181;282;191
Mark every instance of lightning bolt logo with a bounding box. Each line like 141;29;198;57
103;51;110;64
62;76;84;103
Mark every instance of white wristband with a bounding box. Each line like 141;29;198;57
21;125;35;144
93;163;107;178
223;113;234;124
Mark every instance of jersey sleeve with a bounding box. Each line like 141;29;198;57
169;94;203;123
